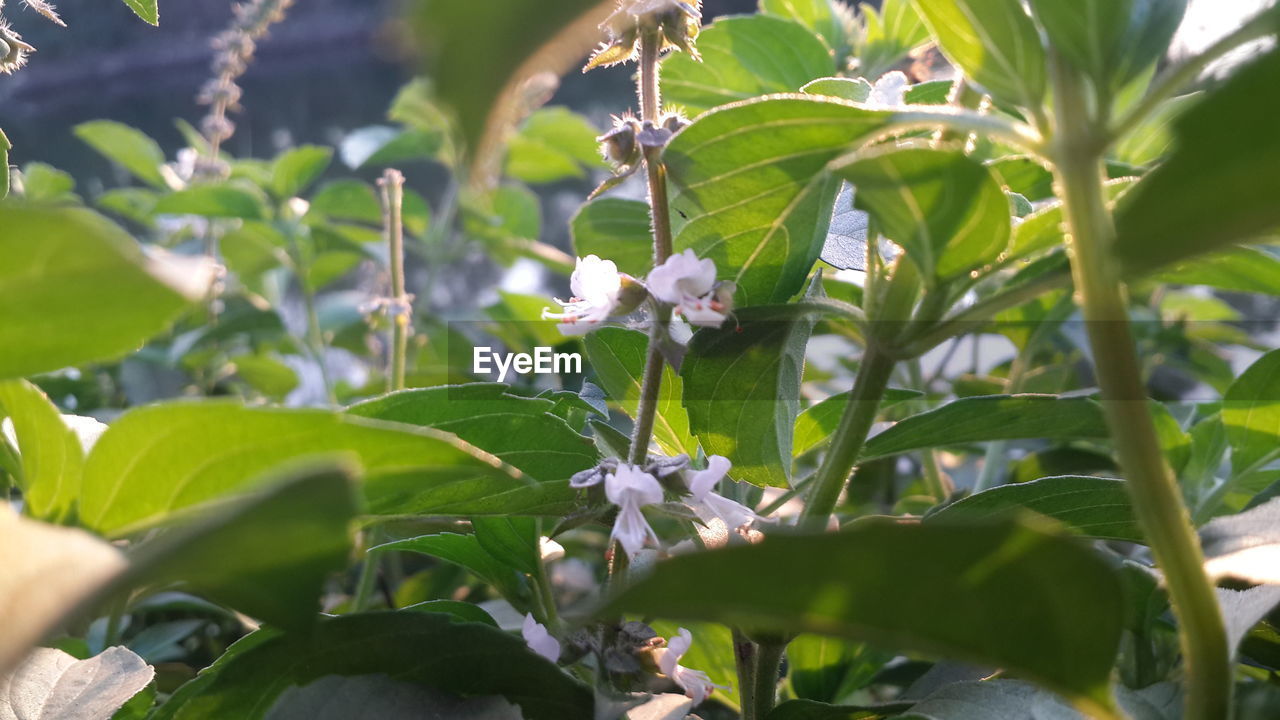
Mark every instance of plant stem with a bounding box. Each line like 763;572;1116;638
1051;55;1231;720
627;27;676;466
748;637;786;720
352;541;381;612
732;629;758;719
799;344;896;528
379;168;410;393
906;359;950;501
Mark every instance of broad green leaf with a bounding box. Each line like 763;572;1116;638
78;401;529;536
0;205;194;379
603;516;1124;713
1027;0;1186;93
1115;49;1280;276
767;699;912;719
270;146;332;200
793;389;924;457
852;0;930;78
348;384;598;484
787;634;892;704
401;600;498;626
1111;93;1197;168
125;464;359;633
0;380;87;522
861;395;1108;462
894;679;1181;720
760;0;848;56
412;0;612;172
74;121;166;188
682;302;818;488
663;15;835;114
153;185;266;220
309;180;382;224
928;476;1141;543
0;508;126;675
263;674;522;720
585;328;697;457
377;533;523;601
1149;246;1280;296
0;647;154;720
120;0;159;25
835;146;1010;283
910;0;1046;109
1223;349;1280;476
504;107;602;184
471;516;539;576
1010;179;1135;261
19;163;78;202
667;97;892;305
803;77;874;102
229;354;299;399
149;613;593;720
570;197;654;277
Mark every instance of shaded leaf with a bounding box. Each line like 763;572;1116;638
571;197;654;277
603;516;1124;713
0;647;153;720
264;674;522;720
927;476;1141;543
74;121;166;188
1222;348;1280;475
585;328;697;457
1027;0;1187;93
794;388;923;457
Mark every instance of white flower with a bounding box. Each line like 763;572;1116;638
539;536;565;563
685;455;760;531
657;628;721;705
542;255;624;336
521;613;561;663
646;249;730;327
868;70;910;108
606;464;665;557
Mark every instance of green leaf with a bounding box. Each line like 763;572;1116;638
377;533;523;600
852;0;930;78
910;0;1047;109
412;0;612;172
0;380;86;522
793;388;925;457
120;0;159;25
585;328;698;457
0;205;194;379
74;121;167;188
348;384;597;484
270;146;332;199
667;97;892;305
149;613;593;720
1027;0;1186;93
928;476;1141;543
401;600;498;626
1223;349;1280;476
649;621;740;708
125;464;359;633
681;302;818;488
861;395;1108;462
835;146;1010;283
603;516;1124;714
787;634;892;704
894;679;1181;720
760;0;848;56
309;180;382;224
803;77;874;102
504;107;602;184
0;647;154;720
1010;179;1135;261
263;674;523;719
471;516;539;576
1111;93;1197;168
1149;246;1280;296
153;185;266;220
570;197;654;277
663;15;835;114
20;162;78;202
1115;49;1280;276
77;400;529;536
768;699;912;720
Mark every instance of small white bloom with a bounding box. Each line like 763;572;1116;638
646;249;729;328
868;70;910;108
684;455;760;531
542;255;624;336
521;613;561;663
606;464;665;557
539;536;565;563
657;628;721;705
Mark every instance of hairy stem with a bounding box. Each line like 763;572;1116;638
379;168;409;393
1052;55;1231;720
628;28;676;465
744;637;786;720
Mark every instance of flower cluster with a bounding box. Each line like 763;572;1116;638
195;0;295;174
542;250;734;335
586;0;703;71
571;454;761;558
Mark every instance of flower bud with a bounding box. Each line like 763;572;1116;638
598;116;642;171
660;111;690;134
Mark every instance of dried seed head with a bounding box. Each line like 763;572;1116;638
23;0;63;27
1;23;36;75
660;111;689;134
584;0;703;72
598;115;643;171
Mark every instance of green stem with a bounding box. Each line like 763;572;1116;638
352;541;382;612
732;630;758;720
748;637;786;720
301;279;336;406
906;359;949;501
799;345;896;528
1051;55;1231;720
1110;8;1279;145
380;169;409;393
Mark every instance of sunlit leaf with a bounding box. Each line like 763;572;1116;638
910;0;1046;109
